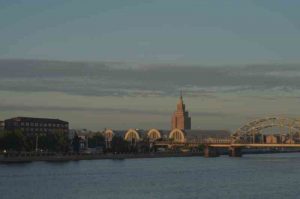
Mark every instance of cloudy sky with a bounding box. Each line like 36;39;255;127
0;1;300;131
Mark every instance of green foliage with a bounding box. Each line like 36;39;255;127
0;130;69;152
72;134;80;153
0;130;26;151
111;136;130;153
88;133;105;148
198;144;205;152
38;130;69;152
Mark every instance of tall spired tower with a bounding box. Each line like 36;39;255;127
171;92;191;130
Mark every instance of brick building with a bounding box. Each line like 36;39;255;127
4;117;69;136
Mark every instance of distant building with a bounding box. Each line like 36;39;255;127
171;93;191;130
265;135;278;144
4;117;69;136
168;129;231;143
101;93;230;145
284;138;295;144
103;128;231;144
0;121;4;130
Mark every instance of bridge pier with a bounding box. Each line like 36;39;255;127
204;146;219;158
228;147;242;157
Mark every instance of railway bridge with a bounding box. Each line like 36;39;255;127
154;117;300;157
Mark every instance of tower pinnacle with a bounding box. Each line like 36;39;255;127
171;91;191;130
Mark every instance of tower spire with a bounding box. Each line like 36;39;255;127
180;90;183;101
171;90;191;130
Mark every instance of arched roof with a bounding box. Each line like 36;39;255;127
104;129;114;135
169;128;186;142
103;129;114;141
124;128;141;141
147;129;162;140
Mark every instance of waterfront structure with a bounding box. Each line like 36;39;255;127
206;117;300;157
102;95;230;146
4;117;69;136
103;128;230;145
171;93;191;130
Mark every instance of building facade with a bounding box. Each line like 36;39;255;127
4;117;69;136
103;128;231;145
171;93;191;130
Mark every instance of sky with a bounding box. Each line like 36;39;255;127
1;0;300;64
0;1;300;131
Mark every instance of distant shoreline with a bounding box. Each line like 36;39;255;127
0;152;204;163
1;150;300;164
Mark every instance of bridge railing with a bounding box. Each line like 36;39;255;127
154;138;232;145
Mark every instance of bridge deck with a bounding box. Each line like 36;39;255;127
210;144;300;148
154;141;300;148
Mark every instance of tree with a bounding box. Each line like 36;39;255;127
111;136;130;153
88;133;105;148
72;133;80;154
0;130;26;151
198;144;205;152
37;131;69;152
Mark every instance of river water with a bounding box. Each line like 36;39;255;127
0;153;299;199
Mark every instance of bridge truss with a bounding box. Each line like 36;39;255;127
232;117;300;144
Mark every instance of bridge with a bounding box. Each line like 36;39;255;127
154;117;300;157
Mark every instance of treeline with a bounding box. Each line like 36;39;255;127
0;130;152;153
84;133;151;153
0;130;69;152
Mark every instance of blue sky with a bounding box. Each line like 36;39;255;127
1;0;300;65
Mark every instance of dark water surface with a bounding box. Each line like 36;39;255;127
1;153;300;199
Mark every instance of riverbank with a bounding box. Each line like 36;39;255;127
0;152;204;163
2;149;300;163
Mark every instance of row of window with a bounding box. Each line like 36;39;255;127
21;128;68;133
13;122;68;128
26;132;68;137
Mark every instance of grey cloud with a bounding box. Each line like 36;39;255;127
0;104;166;115
0;104;227;118
0;59;300;96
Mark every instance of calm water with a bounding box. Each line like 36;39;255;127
1;153;300;199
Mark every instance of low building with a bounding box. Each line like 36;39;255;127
4;117;69;136
265;135;278;144
283;138;295;144
168;129;231;143
103;128;231;144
